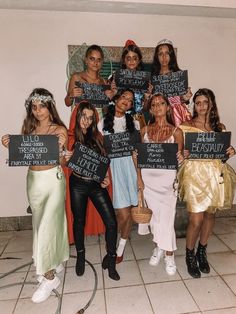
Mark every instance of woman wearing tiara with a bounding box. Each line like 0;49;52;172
150;39;192;126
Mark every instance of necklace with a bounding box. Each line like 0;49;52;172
85;71;100;83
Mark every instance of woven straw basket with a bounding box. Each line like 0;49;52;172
131;190;152;224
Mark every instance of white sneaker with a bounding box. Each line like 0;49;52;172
149;247;163;266
31;276;60;303
37;264;64;283
164;254;177;275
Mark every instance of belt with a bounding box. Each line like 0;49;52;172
72;171;93;181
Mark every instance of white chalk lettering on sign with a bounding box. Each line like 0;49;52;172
76;156;98;172
195;132;216;143
191;143;224;153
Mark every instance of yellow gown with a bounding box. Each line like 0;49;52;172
178;125;236;214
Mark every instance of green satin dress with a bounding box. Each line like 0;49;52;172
27;166;69;275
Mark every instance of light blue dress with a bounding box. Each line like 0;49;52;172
98;116;139;209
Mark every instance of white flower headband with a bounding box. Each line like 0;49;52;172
25;93;55;109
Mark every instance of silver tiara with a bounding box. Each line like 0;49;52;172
157;39;173;46
25;93;55;109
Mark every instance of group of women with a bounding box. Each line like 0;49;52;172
1;39;236;304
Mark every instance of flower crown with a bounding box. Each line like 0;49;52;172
25;93;55;109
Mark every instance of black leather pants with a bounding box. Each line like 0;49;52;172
70;174;117;256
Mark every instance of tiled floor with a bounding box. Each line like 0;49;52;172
0;217;236;314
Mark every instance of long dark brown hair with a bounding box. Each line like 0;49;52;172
147;93;175;126
151;44;180;75
192;88;223;132
74;101;105;154
103;89;136;134
120;44;143;71
22;88;66;134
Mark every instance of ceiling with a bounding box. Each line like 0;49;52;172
0;0;236;19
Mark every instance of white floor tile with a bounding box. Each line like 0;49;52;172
0;231;15;240
213;218;236;235
129;226;153;242
0;271;27;300
4;236;32;253
14;295;59;314
130;238;155;260
222;274;236;295
146;281;199;314
64;264;103;293
138;258;181;283
61;290;106;314
217;233;236;250
67;244;101;267
208;252;236;275
105;285;153;314
175;237;186;256
103;260;142;289
202;308;236;313
1;222;236;314
207;234;231;253
0;299;17;314
185;276;236;311
0;251;32;274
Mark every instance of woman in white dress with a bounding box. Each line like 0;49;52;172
137;93;184;275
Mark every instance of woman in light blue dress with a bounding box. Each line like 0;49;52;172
98;89;139;263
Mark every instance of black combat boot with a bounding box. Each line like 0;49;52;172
196;242;210;274
186;248;201;278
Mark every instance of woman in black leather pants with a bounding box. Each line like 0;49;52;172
67;101;120;281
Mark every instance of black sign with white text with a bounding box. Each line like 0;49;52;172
8;135;59;166
103;131;141;159
185;132;231;160
74;82;110;108
151;70;188;97
115;69;151;94
137;143;178;169
67;142;110;182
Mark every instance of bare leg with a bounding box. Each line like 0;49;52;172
186;212;204;249
116;206;133;239
185;212;204;278
116;207;133;261
199;212;215;245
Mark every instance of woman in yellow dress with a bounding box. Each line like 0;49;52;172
179;88;236;278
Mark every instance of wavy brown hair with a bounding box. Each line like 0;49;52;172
192;88;223;132
22;88;66;135
74;101;105;154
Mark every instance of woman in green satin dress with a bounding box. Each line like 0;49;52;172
1;88;69;303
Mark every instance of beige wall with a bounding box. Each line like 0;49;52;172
0;9;236;217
